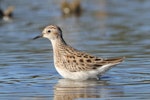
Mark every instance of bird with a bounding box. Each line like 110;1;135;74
60;0;82;17
61;0;72;16
33;25;124;80
0;6;14;21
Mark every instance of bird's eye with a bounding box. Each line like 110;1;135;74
47;30;51;33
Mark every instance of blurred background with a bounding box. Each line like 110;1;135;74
0;0;150;100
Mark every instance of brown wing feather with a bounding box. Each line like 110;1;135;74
63;48;124;72
62;46;124;72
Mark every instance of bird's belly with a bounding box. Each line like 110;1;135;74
55;66;98;80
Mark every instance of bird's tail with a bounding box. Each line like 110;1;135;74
98;57;125;75
104;57;125;64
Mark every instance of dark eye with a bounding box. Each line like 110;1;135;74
47;30;51;33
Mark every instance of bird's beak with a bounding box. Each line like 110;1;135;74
33;34;43;40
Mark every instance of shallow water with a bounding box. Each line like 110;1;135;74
0;0;150;100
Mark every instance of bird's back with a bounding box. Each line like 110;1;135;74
54;44;124;72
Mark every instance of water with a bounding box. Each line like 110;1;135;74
0;0;150;100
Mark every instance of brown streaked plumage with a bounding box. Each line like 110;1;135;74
33;25;125;80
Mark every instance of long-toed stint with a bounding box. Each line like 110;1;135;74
33;25;124;80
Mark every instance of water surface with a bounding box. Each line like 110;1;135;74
0;0;150;100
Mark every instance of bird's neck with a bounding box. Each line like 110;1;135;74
50;37;68;64
50;37;67;54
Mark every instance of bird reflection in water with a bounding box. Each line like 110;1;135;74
54;79;124;100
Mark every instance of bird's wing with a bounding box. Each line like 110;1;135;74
63;51;124;72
